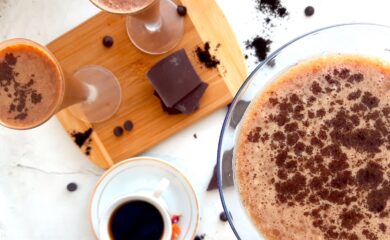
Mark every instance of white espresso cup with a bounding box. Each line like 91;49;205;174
98;178;172;240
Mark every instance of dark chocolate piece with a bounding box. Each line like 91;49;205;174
123;120;133;131
230;100;250;129
102;36;114;48
177;5;187;16
147;49;202;107
174;82;208;114
113;126;124;137
153;91;182;115
207;149;234;191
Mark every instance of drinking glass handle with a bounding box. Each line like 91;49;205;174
153;178;170;198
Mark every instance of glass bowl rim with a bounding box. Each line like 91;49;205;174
216;22;390;239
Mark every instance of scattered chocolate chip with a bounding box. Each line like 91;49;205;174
177;5;187;16
304;6;315;17
194;234;205;240
67;182;78;192
113;126;124;137
219;211;228;222
102;35;113;48
123;120;133;131
193;133;197;139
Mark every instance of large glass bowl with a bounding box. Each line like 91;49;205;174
217;23;390;239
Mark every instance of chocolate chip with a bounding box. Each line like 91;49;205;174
177;5;187;16
219;211;228;222
113;126;123;137
102;35;113;48
194;234;205;240
67;182;78;192
304;6;315;17
193;133;197;139
123;120;133;131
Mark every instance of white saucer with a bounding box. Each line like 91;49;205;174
89;157;200;240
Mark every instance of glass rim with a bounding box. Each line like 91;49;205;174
0;38;66;130
89;0;158;15
216;22;390;239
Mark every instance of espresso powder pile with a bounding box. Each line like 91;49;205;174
195;42;220;69
256;0;288;18
71;128;93;156
245;0;289;63
245;37;272;62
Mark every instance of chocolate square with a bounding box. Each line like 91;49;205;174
147;49;202;107
174;82;208;114
207;148;234;191
153;91;181;115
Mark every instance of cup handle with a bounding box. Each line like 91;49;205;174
153;178;170;198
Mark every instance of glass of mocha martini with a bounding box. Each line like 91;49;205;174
0;38;122;130
218;23;390;240
89;0;184;55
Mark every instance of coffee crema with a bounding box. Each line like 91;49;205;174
0;43;63;129
237;55;390;239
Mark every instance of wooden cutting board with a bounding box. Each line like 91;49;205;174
47;0;247;169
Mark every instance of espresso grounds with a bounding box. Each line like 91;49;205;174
256;0;288;18
71;128;93;147
244;0;289;63
195;42;220;69
237;55;390;240
245;37;272;62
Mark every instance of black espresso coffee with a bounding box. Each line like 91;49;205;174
109;200;164;240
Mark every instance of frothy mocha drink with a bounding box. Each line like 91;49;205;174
237;56;390;239
0;42;63;129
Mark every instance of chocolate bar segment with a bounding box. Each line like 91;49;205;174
147;49;202;107
174;82;208;114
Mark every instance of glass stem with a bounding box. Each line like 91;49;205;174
132;0;162;32
59;71;90;109
145;17;162;32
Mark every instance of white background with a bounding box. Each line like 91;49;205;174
1;0;390;239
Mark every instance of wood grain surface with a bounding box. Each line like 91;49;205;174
47;0;247;169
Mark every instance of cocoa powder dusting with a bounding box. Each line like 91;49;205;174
0;53;43;121
238;58;390;239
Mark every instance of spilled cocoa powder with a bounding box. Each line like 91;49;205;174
244;0;289;63
245;37;272;62
195;42;220;69
237;55;390;239
71;128;93;156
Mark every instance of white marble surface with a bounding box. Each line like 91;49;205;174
1;0;390;239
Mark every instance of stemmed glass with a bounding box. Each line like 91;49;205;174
0;38;122;130
217;23;390;239
90;0;184;55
